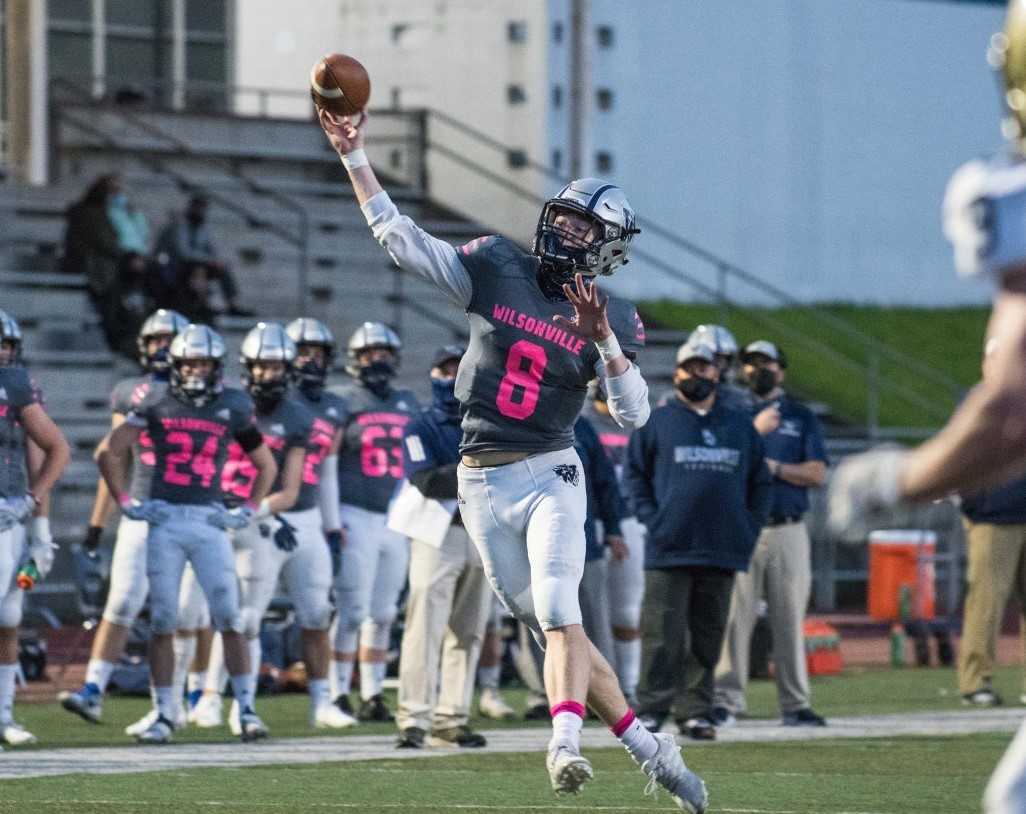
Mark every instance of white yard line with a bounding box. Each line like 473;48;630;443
0;708;1019;781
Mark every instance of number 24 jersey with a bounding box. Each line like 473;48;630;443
126;387;259;504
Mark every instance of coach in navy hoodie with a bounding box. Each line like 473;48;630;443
625;339;771;740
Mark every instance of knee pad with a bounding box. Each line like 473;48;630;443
610;601;642;631
102;585;146;628
359;618;392;651
534;575;583;631
0;591;23;628
239;606;264;639
295;597;332;632
207;585;242;634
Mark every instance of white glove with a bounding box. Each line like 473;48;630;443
943;156;1026;280
207;504;254;531
0;495;36;533
27;517;57;579
120;497;172;526
826;447;908;540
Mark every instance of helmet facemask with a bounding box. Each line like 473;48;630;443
170;357;223;406
245;360;290;410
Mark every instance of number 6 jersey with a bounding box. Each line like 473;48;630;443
126;386;259;504
329;381;420;514
456;236;644;456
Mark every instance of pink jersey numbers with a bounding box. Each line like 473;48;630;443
496;340;547;420
302;419;335;485
359;425;404;478
163;431;219;487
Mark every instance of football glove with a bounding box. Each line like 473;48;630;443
272;515;299;553
207;504;254;531
325;529;343;577
122;499;172;526
826;447;908;541
27;517;57;579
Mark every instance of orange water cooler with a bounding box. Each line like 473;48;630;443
867;530;936;621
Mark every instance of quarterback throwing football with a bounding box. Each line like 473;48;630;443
319;108;707;812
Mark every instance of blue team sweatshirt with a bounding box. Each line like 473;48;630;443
624;396;772;571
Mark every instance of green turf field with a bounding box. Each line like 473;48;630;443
15;663;1024;749
0;735;1008;813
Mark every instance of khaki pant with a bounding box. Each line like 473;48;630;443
957;520;1026;696
715;521;812;715
396;525;492;732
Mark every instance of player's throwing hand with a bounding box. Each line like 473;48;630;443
318;107;367;156
553;273;613;341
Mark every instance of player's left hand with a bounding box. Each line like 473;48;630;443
607;534;629;561
27;517;57;579
826;447;908;540
553;273;612;341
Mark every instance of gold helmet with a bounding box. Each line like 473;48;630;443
991;0;1026;153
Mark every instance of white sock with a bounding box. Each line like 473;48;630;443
0;663;17;724
616;713;658;763
84;659;115;694
187;671;206;696
330;659;353;700
550;710;584;753
154;686;176;722
309;678;330;710
204;634;228;694
478;664;500;690
360;661;386;701
248;637;262;683
229;673;255;713
614;639;641;698
172;636;196;717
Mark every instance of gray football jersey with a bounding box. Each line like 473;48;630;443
292;389;348;512
127;386;257;504
110;375;168;501
329;380;420;513
581;401;632;484
0;367;41;499
221;396;312;506
455;236;645;456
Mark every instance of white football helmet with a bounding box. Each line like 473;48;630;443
169;324;226;405
533;178;640;278
345;322;402;378
241;322;296;405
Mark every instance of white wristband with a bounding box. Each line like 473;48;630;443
341;148;368;171
595;332;623;364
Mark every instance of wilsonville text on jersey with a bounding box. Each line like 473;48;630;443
491;304;587;356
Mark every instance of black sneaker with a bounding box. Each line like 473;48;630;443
681;717;717;740
334;694;356;717
523;702;551;721
962;688;1003;707
396;726;426;749
637;712;666;733
358;694;395;722
782;707;827;726
710;705;737;727
429;725;487;748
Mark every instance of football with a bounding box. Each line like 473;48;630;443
310;53;370;117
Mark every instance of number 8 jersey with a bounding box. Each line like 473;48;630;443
456;236;645;456
126;386;258;504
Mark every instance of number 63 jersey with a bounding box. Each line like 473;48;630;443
330;381;420;514
456;236;645;456
126;386;259;504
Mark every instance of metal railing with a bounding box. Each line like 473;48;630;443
44;77;964;434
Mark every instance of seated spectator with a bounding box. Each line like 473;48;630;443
62;175;146;358
154;194;253;316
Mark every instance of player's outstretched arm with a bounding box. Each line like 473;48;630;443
554;274;650;428
317;108;471;309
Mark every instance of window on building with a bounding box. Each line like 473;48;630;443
552;21;563;43
552;149;563;172
507;20;527;43
551;85;563;108
185;0;227;33
596;88;614;111
49;0;92;22
596;151;614;174
508;149;528;169
507;84;526;105
597;25;614;48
